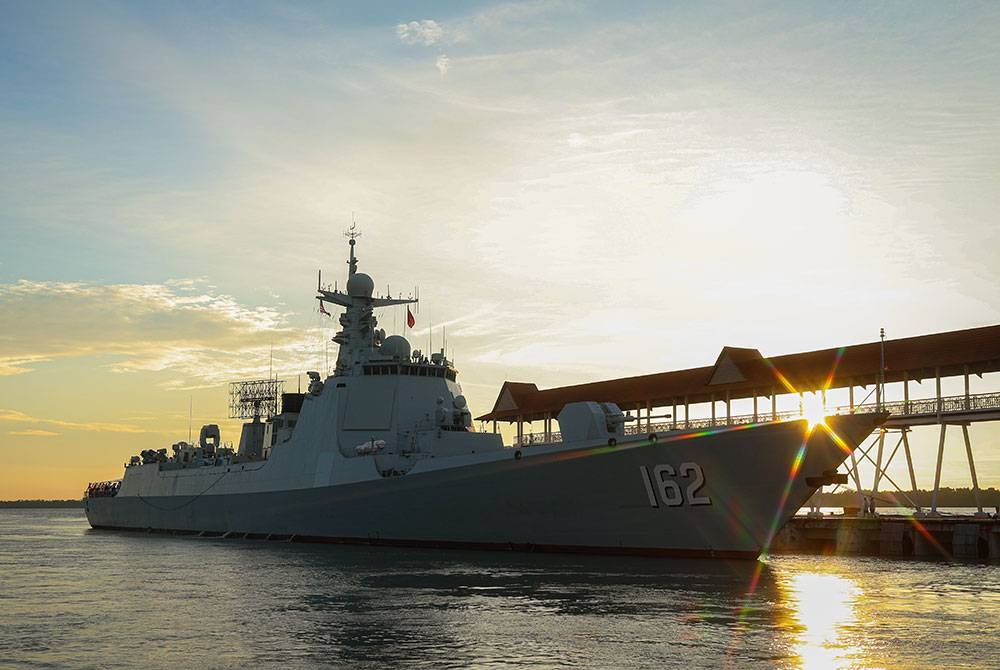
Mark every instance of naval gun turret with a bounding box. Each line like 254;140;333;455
557;401;632;444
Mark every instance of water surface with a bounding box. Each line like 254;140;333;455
1;509;998;669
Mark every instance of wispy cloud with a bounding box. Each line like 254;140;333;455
0;280;326;385
8;429;60;437
0;409;144;434
435;54;451;77
447;0;574;43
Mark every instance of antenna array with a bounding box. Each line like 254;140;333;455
229;379;284;419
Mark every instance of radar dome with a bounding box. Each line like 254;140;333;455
381;335;411;361
347;272;374;298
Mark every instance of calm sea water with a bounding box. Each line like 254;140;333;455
2;509;999;669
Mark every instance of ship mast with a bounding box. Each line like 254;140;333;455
316;225;418;376
346;222;359;277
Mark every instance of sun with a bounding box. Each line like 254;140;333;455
801;392;827;428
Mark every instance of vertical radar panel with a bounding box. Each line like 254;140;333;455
229;379;284;419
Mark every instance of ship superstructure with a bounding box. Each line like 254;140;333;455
85;230;887;558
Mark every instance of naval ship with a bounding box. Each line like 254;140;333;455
85;231;887;558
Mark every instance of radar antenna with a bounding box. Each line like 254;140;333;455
229;379;284;420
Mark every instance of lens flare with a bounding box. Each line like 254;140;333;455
802;392;827;428
759;434;811;558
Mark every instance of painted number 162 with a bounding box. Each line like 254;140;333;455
640;463;712;508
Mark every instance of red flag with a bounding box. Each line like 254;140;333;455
406;307;415;328
319;300;330;316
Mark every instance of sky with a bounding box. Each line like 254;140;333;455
2;0;999;499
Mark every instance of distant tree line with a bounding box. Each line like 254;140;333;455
0;499;83;508
807;487;1000;509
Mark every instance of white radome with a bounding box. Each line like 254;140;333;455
381;335;411;361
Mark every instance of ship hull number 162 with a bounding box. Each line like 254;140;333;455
640;463;712;508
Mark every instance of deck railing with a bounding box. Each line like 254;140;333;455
512;390;1000;447
85;480;122;498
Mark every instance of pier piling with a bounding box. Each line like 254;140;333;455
776;515;999;560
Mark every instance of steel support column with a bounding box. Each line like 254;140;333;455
849;450;865;513
902;428;917;492
903;373;909;415
872;429;886;497
965;365;971;411
936;367;942;419
962;424;984;515
931;424;947;514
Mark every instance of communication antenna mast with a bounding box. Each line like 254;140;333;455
345;220;360;241
345;221;361;275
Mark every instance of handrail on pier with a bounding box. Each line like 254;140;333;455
512;390;1000;447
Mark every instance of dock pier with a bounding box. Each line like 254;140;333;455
774;514;1000;560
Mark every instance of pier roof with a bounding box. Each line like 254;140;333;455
477;324;1000;422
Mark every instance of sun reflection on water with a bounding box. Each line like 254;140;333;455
785;572;865;669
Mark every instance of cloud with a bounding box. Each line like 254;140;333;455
0;409;144;434
393;3;573;48
0;355;54;376
9;429;60;437
436;54;451;77
0;280;326;385
396;20;443;46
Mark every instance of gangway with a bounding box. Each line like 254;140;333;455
486;324;1000;522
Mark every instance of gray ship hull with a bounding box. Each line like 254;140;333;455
86;414;882;558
